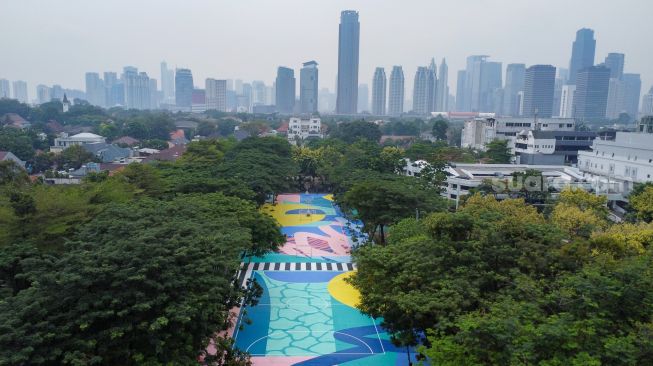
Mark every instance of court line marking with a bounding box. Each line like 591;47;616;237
372;319;386;354
244;330;378;355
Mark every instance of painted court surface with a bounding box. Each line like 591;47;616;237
232;194;417;365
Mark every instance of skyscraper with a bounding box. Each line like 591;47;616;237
436;58;449;111
36;85;51;104
427;58;438;112
371;67;387;116
568;28;596;84
275;66;296;114
455;70;467;112
0;79;10;98
149;78;158;109
12;80;28;103
160;61;175;103
642;87;653;116
522;65;556;118
560;84;576;118
252;81;267;106
175;68;194;109
574;65;610;120
503;63;526;116
480;61;502;113
357;84;369;113
388;66;405;116
335;10;360;114
300;61;319;114
604;53;625;80
620;74;641;119
205;78;227;112
123;67;151;110
103;72;118;107
85;72;105;107
413;67;431;115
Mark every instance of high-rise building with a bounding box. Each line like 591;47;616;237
85;72;105;107
371;67;387;115
436;58;449;111
480;61;502;113
205;78;227;112
175;68;194;109
335;10;360;114
427;58;438;113
568;28;596;84
123;67;151;110
103;72;118;107
455;70;467;112
275;66;296;114
0;79;10;98
36;85;51;104
553;77;564;117
503;63;526;116
388;66;405;116
357;84;369;113
413;67;431;115
641;87;653;117
241;83;253;112
574;65;610;120
559;84;576;118
522;65;556;118
160;61;175;103
12;80;28;103
51;85;64;101
300;61;319;114
149;78;158;109
252;81;267;106
607;73;642;120
192;88;206;113
604;53;625;80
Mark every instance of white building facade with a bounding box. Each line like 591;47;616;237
287;117;322;145
51;132;106;153
461;117;576;150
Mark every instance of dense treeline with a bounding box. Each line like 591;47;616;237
0;136;295;365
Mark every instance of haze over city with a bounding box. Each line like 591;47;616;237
1;0;652;94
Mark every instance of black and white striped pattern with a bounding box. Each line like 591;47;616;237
246;262;355;272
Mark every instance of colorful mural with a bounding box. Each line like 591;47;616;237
232;194;419;365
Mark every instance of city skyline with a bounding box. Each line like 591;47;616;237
1;0;651;100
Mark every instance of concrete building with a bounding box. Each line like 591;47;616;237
461;116;576;151
85;72;105;107
0;79;10;99
191;89;206;113
642;87;653;116
205;78;227;112
388;66;405;116
287;117;322;144
412;66;432;115
574;65;611;120
123;67;151;110
604;53;625;79
559;84;576;118
503;63;526;117
160;61;175;103
436;58;449;112
371;67;387;115
36;84;51;104
276;66;296;114
568;28;596;84
357;84;369;113
522;65;556;118
175;68;194;110
51;132;106;153
12;81;28;103
514;129;596;165
578;117;653;199
300;61;319;114
335;10;360;114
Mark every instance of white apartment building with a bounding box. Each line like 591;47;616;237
461;117;576;150
559;85;576;118
287;117;322;145
51;132;105;153
578;117;653;200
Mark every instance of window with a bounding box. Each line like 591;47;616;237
567;124;573;128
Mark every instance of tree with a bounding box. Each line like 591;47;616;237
56;144;96;170
0;194;277;365
0;127;35;161
629;183;653;222
431;118;449;140
484;139;511;163
0;160;29;186
341;176;445;243
331;120;382;143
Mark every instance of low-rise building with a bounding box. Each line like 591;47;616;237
51;132;106;153
461;117;576;150
578;116;653;200
514;130;596;165
82;143;132;163
0;151;26;167
287;117;322;145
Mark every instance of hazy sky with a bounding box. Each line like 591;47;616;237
1;0;652;99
